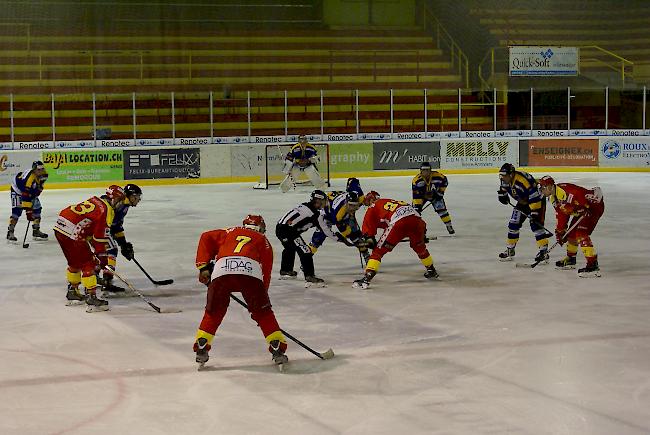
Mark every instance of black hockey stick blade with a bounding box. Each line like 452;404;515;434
22;222;30;248
133;257;174;286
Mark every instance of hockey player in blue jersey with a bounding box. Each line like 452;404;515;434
497;163;549;263
7;161;48;242
280;134;326;192
98;183;142;293
412;162;455;235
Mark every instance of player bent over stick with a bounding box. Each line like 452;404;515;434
193;215;289;370
353;194;439;289
53;185;126;312
539;176;604;277
497;163;550;263
280;134;325;192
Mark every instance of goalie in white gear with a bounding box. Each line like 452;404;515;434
280;135;326;192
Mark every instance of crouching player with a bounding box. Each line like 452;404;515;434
280;134;325;192
539;176;605;277
53;185;126;312
352;194;438;289
193;215;289;370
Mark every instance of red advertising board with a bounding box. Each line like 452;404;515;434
524;139;599;166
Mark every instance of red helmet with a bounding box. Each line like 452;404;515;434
105;185;126;202
363;190;380;206
242;214;266;233
538;175;555;188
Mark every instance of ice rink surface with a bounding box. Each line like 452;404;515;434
1;172;650;435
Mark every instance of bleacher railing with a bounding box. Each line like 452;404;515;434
1;86;647;147
422;5;469;89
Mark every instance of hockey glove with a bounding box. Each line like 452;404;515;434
529;210;541;224
120;242;134;261
361;235;377;249
497;190;509;205
198;262;214;285
282;160;293;175
25;209;34;221
555;229;567;246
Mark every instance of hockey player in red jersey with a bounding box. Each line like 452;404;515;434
353;193;438;289
53;185;126;311
193;215;288;369
539;176;605;277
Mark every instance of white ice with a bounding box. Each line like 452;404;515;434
1;172;650;435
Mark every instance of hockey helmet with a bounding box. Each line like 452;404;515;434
363;190;380;206
346;191;362;210
298;134;308;143
124;183;142;197
538;175;555;188
498;163;516;176
242;214;266;234
124;183;142;206
105;185;126;202
420;161;432;171
32;160;45;170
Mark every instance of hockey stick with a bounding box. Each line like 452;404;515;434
229;294;335;360
508;200;553;238
133;257;174;286
22;222;31;248
106;266;182;313
517;215;586;269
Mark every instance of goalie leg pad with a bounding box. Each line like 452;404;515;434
303;165;325;189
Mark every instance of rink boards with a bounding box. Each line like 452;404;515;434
1;135;649;190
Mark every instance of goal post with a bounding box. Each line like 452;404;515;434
253;142;331;189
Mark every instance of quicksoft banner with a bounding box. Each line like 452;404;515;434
509;46;579;76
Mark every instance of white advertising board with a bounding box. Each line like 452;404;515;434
510;46;579;76
440;139;519;169
599;137;650;167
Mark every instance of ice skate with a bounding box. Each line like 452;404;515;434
6;229;17;242
65;284;86;306
279;270;298;280
555;256;577;270
194;337;211;369
352;276;371;289
498;247;515;262
304;275;326;288
533;248;549;265
85;293;109;312
100;278;129;297
446;224;455;235
32;228;49;240
270;340;288;372
424;265;439;280
578;261;601;278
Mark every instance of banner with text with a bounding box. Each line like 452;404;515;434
372;141;440;170
0;152;41;186
42;150;124;182
599;137;650;167
123;148;200;179
440;139;518;169
330;142;373;172
520;139;598;166
509;46;579;76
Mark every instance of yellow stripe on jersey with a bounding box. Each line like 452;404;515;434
420;255;433;267
366;259;381;272
66;269;81;285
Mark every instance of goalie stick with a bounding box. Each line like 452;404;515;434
515;215;586;268
229;294;335;360
133;257;174;286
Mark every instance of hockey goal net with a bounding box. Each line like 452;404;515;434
253;142;331;189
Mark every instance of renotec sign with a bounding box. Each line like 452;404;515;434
509;46;579;76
